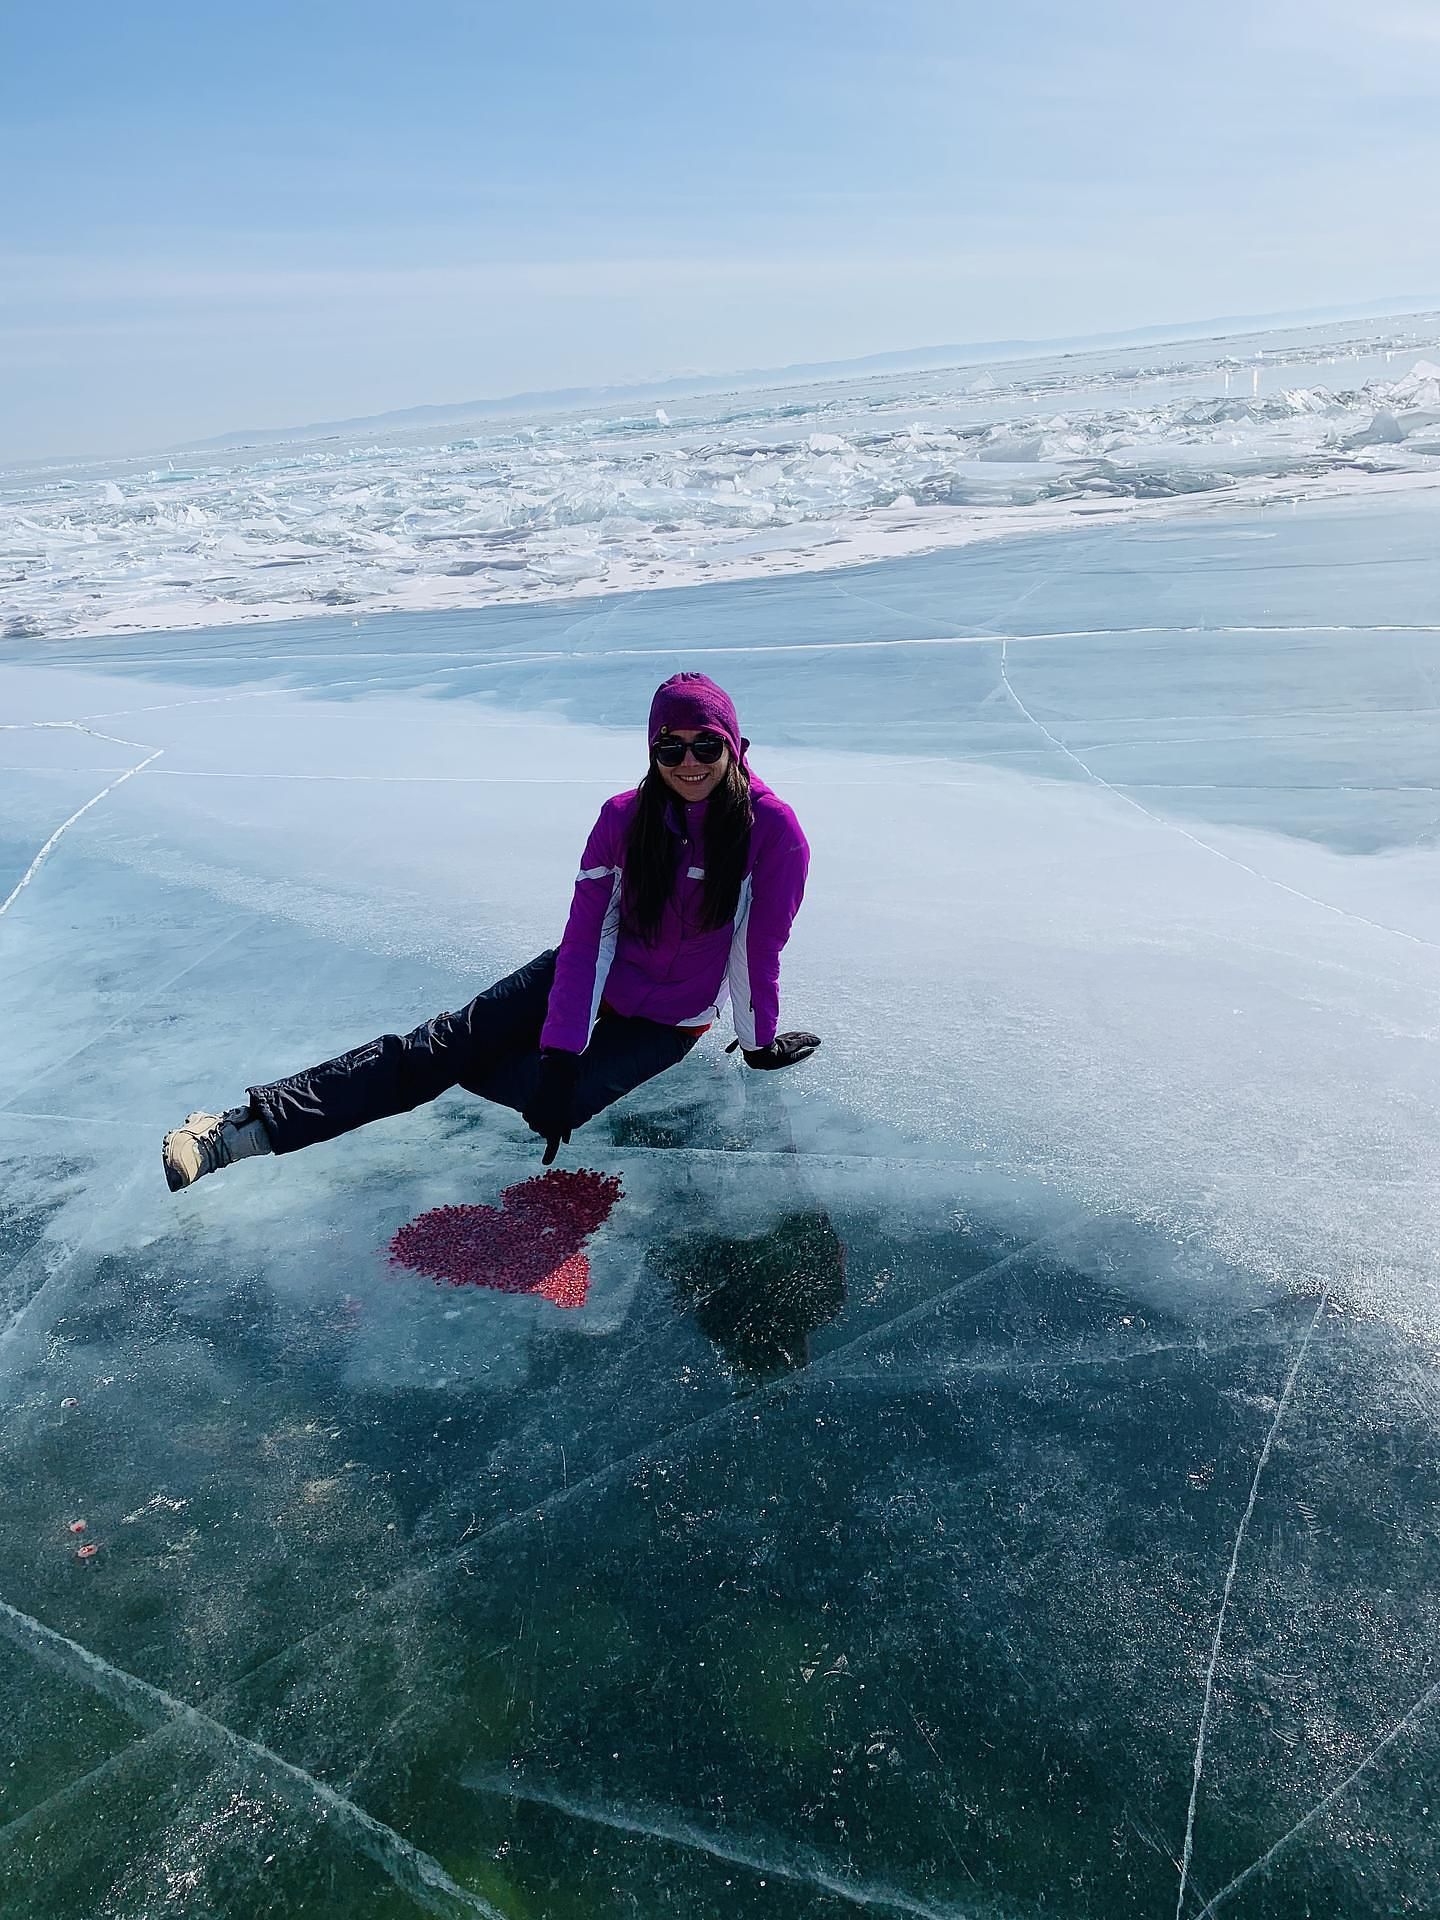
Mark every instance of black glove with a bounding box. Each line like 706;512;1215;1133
522;1048;579;1164
725;1031;821;1070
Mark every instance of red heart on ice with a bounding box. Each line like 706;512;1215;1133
388;1169;623;1310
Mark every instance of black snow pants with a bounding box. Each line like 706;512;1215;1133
247;948;702;1156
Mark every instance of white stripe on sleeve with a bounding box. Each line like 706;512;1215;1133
724;873;757;1050
588;870;623;1031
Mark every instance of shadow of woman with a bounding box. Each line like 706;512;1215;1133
649;1208;848;1384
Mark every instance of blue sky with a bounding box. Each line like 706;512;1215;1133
4;0;1439;457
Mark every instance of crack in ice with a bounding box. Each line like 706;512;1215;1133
0;745;163;920
0;1596;505;1920
1191;1675;1440;1917
0;915;258;1116
159;1218;1083;1762
999;641;1438;951
466;1773;980;1919
1173;1293;1328;1920
829;1334;1278;1388
38;620;1440;680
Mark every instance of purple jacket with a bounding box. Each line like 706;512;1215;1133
540;773;809;1055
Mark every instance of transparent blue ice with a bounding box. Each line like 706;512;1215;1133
1;480;1437;1917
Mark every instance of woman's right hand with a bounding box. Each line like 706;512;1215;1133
523;1049;580;1163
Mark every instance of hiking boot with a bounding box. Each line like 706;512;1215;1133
162;1106;272;1191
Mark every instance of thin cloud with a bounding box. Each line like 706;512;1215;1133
2;247;1094;308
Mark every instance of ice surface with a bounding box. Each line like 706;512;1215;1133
5;316;1440;643
1;475;1438;1917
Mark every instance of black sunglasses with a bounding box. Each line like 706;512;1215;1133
653;732;727;768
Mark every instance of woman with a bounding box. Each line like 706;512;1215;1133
163;672;819;1190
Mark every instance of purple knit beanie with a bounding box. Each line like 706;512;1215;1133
647;672;748;761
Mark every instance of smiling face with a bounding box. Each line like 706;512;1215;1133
653;728;730;803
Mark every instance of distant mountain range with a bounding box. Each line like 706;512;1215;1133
189;295;1440;452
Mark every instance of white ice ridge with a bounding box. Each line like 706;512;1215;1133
0;1596;506;1920
4;318;1439;639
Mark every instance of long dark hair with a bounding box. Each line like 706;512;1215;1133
622;756;754;943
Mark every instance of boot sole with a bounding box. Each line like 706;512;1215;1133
161;1133;193;1192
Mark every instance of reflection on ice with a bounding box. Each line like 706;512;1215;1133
0;485;1437;1917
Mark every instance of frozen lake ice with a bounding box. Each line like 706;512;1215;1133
5;315;1440;645
1;483;1438;1916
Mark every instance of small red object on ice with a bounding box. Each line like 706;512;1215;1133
68;1520;87;1534
76;1544;99;1561
388;1168;622;1310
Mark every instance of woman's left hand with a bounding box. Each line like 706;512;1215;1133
727;1031;821;1070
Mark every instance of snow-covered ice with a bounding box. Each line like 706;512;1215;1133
5;316;1440;643
0;465;1437;1916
